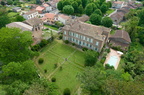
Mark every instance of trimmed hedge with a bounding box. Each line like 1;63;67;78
38;58;44;64
63;88;71;95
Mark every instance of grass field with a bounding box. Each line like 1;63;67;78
7;12;18;17
44;25;59;31
106;9;115;15
34;40;85;94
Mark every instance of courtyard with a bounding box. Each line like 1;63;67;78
34;40;85;94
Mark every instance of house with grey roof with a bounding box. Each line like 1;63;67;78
13;7;21;12
62;19;111;52
23;18;44;31
109;30;131;51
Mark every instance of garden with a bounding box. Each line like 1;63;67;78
34;40;85;94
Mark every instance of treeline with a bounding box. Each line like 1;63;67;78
57;0;112;16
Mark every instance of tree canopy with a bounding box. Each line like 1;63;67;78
102;17;113;27
90;14;102;25
0;27;35;64
63;5;74;15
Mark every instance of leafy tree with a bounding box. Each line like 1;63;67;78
81;0;87;8
100;0;106;5
121;72;132;81
57;0;63;10
36;0;42;4
15;15;25;22
0;60;37;83
63;88;71;95
84;50;99;66
103;78;144;95
90;14;102;25
78;4;83;14
0;8;10;28
72;1;78;13
0;27;35;64
78;67;106;94
100;4;108;14
7;0;13;5
93;9;102;16
107;1;112;8
76;0;82;6
63;0;71;6
1;1;6;6
63;5;74;15
5;80;29;95
102;17;113;27
85;3;94;16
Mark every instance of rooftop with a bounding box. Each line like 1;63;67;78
6;22;33;31
24;10;38;15
36;6;45;11
63;20;111;41
24;18;42;26
58;14;70;20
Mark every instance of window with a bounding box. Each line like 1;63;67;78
69;32;71;36
76;34;78;38
90;39;93;43
72;38;73;41
96;41;99;46
80;35;83;39
83;36;85;40
64;31;66;35
87;37;89;42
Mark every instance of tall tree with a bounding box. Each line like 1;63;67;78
0;27;35;64
63;0;71;6
0;60;37;83
72;1;78;13
78;4;83;14
81;0;87;8
102;17;113;27
57;0;63;10
85;3;94;16
78;67;106;94
84;50;99;66
90;14;102;25
63;5;74;15
93;9;102;16
100;4;108;14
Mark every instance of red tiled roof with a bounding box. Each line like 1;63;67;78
58;14;70;20
36;6;45;11
43;4;49;7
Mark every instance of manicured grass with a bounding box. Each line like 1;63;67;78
42;30;57;39
106;9;115;15
52;62;82;93
7;12;18;17
34;40;85;94
44;25;59;31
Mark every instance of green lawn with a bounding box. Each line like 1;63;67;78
7;12;18;17
34;40;85;94
44;25;59;31
106;9;115;15
42;30;57;39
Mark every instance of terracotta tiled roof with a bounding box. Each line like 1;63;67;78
76;15;89;22
58;14;70;20
36;6;45;11
113;1;124;4
110;30;131;43
43;3;49;7
45;13;56;19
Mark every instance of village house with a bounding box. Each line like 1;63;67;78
112;1;124;9
41;13;56;23
57;14;71;24
23;10;39;20
42;3;52;12
23;18;44;31
36;6;45;14
62;19;111;52
6;18;44;45
109;30;131;51
12;7;21;12
47;0;60;10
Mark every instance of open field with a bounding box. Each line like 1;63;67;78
34;40;85;94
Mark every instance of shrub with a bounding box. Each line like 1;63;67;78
63;88;71;95
60;66;63;71
72;43;75;46
51;77;56;82
64;40;69;44
59;35;63;39
39;39;48;47
38;58;44;64
82;47;88;51
54;63;58;68
44;69;47;73
31;44;41;51
105;64;114;69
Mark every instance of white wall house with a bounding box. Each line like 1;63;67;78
57;14;70;24
23;10;39;20
43;4;52;12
